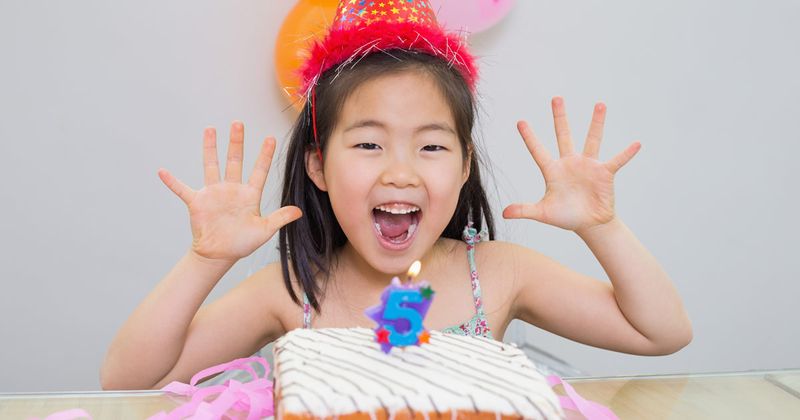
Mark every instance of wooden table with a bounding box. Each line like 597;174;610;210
2;369;799;419
562;368;800;419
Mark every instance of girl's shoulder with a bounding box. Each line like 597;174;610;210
436;236;528;272
470;238;532;273
475;239;574;290
467;239;554;303
474;238;551;271
440;238;540;336
478;238;613;328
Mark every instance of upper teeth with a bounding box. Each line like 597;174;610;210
374;205;420;215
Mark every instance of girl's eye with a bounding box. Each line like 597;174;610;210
422;145;446;152
355;143;381;150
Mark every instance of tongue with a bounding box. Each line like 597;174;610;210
374;210;413;238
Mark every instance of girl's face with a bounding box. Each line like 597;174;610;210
307;70;469;277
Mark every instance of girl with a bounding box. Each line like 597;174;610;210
100;1;691;390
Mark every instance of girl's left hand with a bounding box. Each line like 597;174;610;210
503;97;641;234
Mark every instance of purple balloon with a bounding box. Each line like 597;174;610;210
430;0;515;34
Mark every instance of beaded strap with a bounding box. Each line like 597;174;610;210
302;292;311;329
462;222;488;313
461;222;492;338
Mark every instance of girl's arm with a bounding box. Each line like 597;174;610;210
503;97;691;355
100;251;231;389
100;253;287;389
505;221;691;356
578;218;691;352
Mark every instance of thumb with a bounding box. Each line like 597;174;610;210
503;203;545;222
158;168;196;205
261;206;304;237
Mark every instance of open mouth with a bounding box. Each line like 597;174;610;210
372;204;422;250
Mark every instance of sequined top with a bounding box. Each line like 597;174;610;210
302;223;493;340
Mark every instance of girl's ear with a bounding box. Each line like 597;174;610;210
305;149;328;191
462;144;473;184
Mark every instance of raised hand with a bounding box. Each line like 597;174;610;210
503;97;640;234
157;121;302;264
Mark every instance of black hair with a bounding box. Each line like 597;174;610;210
278;50;495;312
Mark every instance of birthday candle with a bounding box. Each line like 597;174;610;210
365;261;435;353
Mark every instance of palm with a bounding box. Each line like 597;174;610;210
504;97;640;234
158;121;302;263
187;182;267;260
534;154;616;231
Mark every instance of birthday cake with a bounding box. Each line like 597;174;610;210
273;327;565;419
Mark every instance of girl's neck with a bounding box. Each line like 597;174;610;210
337;239;454;290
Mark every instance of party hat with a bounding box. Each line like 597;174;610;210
297;0;478;98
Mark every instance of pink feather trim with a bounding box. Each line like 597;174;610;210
297;21;478;97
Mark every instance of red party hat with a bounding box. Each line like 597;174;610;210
297;0;478;98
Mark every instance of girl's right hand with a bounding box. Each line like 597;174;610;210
157;121;302;265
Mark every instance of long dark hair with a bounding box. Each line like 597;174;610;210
279;50;495;312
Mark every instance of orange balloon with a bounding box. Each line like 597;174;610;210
275;0;338;110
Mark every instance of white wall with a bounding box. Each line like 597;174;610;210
0;0;797;392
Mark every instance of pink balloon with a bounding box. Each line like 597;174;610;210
430;0;515;34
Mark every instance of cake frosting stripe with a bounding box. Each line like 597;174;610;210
290;330;516;403
282;334;466;398
287;330;469;398
280;346;407;413
386;335;541;384
283;367;364;412
276;328;561;419
315;328;558;417
385;350;547;418
277;330;558;419
274;328;564;419
280;335;451;395
325;327;535;383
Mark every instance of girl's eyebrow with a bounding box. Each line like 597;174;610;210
343;119;455;134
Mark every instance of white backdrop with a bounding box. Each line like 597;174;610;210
0;0;798;391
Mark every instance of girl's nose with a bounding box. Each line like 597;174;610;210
379;157;421;188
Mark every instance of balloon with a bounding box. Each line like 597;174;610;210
275;0;338;109
430;0;515;34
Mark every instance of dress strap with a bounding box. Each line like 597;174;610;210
462;222;489;318
302;292;312;329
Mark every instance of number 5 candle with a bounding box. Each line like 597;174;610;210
365;261;435;353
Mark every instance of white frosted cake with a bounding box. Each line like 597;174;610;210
273;327;564;419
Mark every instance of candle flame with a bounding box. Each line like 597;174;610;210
407;260;421;279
